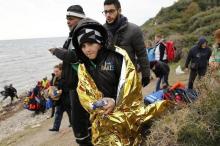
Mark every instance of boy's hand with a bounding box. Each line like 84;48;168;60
102;98;115;115
57;90;62;94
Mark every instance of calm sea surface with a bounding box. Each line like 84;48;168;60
0;37;66;92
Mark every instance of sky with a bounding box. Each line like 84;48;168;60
0;0;177;40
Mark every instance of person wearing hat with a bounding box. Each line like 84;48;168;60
49;5;92;146
72;17;167;146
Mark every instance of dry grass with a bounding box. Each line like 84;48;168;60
143;70;220;146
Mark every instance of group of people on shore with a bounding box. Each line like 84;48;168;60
5;0;217;145
47;0;159;145
46;0;220;145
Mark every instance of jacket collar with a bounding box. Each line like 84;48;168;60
105;15;128;35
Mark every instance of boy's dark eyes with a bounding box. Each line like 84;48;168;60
82;42;94;48
81;44;86;48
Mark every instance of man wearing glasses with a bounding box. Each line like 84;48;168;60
103;0;150;87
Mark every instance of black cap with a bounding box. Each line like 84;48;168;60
66;5;85;18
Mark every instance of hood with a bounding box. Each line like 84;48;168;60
197;36;207;48
72;18;108;64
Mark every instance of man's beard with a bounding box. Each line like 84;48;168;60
108;13;119;24
68;25;74;31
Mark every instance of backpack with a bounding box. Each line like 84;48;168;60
23;96;41;111
144;90;163;104
164;41;175;62
146;47;155;62
163;88;197;103
162;82;193;103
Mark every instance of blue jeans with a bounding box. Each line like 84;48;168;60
156;74;169;91
53;105;71;130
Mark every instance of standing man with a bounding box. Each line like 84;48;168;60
49;5;92;146
185;37;212;89
103;0;150;87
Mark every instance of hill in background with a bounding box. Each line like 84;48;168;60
142;0;220;49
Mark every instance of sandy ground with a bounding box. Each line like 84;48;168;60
0;69;188;146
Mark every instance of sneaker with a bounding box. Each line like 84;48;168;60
49;128;59;132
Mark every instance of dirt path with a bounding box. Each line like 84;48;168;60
0;69;188;146
0;110;76;146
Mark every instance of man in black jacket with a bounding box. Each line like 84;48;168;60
103;0;150;87
185;37;212;89
49;5;92;146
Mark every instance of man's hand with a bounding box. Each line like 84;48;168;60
184;67;189;73
142;77;150;87
48;48;57;55
102;98;115;115
162;83;168;89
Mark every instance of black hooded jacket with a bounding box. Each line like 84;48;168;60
104;15;150;79
185;37;212;70
72;18;123;100
150;61;170;78
53;31;78;91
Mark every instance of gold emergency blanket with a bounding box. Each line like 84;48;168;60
77;46;168;146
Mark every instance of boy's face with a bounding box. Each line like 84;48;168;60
81;42;101;59
54;67;62;78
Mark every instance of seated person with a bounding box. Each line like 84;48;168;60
72;18;167;145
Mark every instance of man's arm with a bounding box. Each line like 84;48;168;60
185;49;193;68
49;48;78;63
159;43;166;61
131;26;150;84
